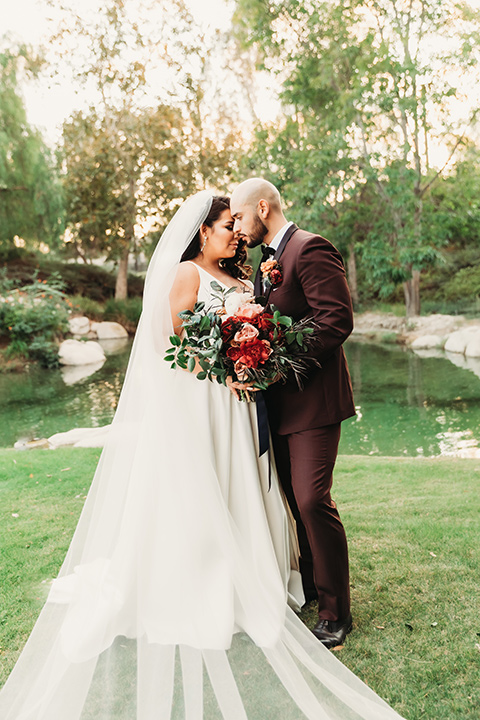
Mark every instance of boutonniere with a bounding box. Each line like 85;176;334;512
260;258;283;289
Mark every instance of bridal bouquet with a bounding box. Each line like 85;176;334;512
165;281;319;396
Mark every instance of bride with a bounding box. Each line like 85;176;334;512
0;191;404;719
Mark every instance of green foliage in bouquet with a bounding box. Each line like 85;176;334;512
164;281;319;392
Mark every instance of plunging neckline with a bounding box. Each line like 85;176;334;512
187;262;250;294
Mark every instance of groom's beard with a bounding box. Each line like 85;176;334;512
245;214;268;248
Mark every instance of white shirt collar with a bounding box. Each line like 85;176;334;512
269;221;294;252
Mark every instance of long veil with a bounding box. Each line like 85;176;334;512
0;191;404;719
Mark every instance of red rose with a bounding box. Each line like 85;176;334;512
221;317;241;340
237;338;272;368
270;268;283;285
254;312;274;331
227;345;243;361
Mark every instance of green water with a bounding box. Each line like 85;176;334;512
342;341;480;457
1;340;480;456
0;348;128;449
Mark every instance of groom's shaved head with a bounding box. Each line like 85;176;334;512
231;177;286;248
231;178;282;214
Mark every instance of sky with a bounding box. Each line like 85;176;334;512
0;0;279;143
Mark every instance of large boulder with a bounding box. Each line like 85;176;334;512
444;328;478;354
91;321;128;340
68;316;90;336
411;334;444;350
465;332;480;358
409;314;462;336
59;339;106;366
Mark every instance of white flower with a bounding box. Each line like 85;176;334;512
224;291;253;318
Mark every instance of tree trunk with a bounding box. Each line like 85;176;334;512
115;245;129;300
403;269;421;318
346;243;359;309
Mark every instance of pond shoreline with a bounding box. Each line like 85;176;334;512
3;330;480;458
3;310;479;375
353;310;479;345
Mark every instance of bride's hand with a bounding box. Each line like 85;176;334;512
226;377;259;401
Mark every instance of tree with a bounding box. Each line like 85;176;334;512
62;104;194;298
234;0;480;315
0;48;63;255
54;0;241;298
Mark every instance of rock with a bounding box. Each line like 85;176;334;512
444;328;478;354
353;312;405;334
91;321;128;340
60;361;106;385
68;316;90;335
411;334;444;350
408;314;462;336
48;426;111;449
465;332;480;358
59;339;106;366
14;438;50;451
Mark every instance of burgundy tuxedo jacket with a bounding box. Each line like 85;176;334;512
259;225;356;435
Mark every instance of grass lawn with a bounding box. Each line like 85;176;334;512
1;449;479;719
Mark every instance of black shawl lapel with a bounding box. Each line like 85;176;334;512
263;224;298;304
254;261;262;296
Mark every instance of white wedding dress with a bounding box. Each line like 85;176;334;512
0;192;405;720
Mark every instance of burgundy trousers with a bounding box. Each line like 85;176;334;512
271;423;350;622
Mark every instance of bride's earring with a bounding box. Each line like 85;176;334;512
201;234;207;252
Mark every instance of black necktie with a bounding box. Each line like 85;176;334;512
261;245;275;261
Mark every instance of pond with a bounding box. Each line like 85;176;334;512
1;340;480;457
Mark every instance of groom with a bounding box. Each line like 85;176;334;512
230;178;356;649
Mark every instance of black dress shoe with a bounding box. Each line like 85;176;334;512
312;613;353;649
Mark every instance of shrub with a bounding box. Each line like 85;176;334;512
1;252;145;301
69;295;105;320
0;279;71;367
442;265;480;303
103;298;143;333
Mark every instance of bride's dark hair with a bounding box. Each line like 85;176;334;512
180;195;251;280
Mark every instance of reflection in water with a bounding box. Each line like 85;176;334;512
86;377;123;427
435;428;480;458
0;346;134;448
2;339;480;456
342;340;480;457
407;352;425;410
60;361;105;386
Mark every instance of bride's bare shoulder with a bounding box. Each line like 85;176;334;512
173;261;201;287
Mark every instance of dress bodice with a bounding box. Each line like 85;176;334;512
184;261;254;312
